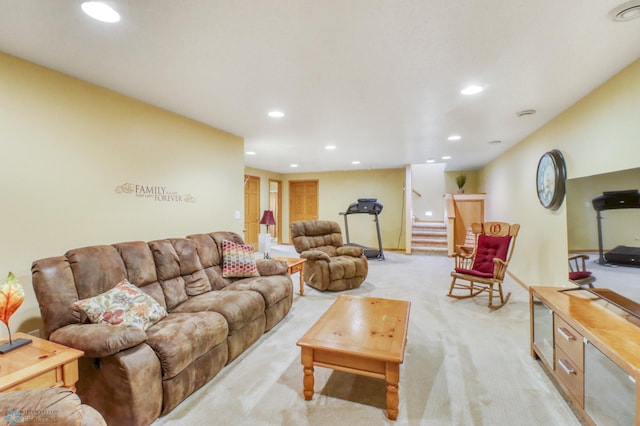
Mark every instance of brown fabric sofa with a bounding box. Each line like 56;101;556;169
0;387;107;426
31;231;293;426
290;220;368;291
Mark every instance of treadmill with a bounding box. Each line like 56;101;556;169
592;189;640;266
339;198;385;260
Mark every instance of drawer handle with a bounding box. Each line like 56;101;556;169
558;359;576;375
557;327;575;341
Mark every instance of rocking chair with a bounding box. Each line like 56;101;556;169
447;221;520;309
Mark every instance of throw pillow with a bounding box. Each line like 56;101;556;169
74;279;167;331
222;239;260;278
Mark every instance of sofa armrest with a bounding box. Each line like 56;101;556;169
0;387;107;425
336;246;364;257
300;250;331;262
50;323;147;358
255;259;288;276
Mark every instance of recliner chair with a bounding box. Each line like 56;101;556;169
290;220;368;291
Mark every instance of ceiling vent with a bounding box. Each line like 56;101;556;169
516;109;536;117
609;0;640;21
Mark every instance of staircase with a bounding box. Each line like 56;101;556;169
411;221;448;255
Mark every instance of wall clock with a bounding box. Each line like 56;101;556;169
536;149;566;211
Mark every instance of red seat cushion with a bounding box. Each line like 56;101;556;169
569;271;592;280
454;267;494;278
468;234;512;275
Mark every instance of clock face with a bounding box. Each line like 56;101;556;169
536;150;566;210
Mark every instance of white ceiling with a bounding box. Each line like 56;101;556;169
1;1;640;173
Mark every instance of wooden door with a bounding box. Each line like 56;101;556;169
244;175;260;248
289;180;319;240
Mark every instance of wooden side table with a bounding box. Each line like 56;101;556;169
0;332;84;393
275;257;307;296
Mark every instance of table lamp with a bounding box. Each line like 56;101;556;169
259;210;276;259
0;272;32;354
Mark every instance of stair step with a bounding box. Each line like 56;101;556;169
412;221;446;229
412;229;447;237
411;237;447;245
411;246;448;255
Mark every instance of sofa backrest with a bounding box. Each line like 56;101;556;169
31;231;245;339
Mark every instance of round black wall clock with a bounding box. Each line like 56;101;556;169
536;149;567;211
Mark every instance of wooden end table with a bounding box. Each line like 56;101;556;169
0;332;84;393
274;257;307;295
297;295;411;420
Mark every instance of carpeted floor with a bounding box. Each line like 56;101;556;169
153;247;583;426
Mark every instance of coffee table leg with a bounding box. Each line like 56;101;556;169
301;347;314;400
385;362;400;420
299;269;305;296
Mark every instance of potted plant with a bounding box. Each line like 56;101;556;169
456;174;467;193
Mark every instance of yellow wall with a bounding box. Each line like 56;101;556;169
1;53;245;336
245;167;406;251
567;168;640;252
480;58;640;288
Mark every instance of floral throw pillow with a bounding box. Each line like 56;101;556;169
222;239;260;278
74;279;167;331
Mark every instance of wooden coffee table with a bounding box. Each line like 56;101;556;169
274;257;307;295
297;295;411;420
0;333;84;392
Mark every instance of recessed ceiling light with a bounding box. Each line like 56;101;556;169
351;160;360;165
426;159;435;163
447;135;461;141
81;2;120;23
609;0;640;21
441;156;451;160
325;145;336;150
268;110;285;118
245;151;256;155
461;85;483;95
290;164;298;168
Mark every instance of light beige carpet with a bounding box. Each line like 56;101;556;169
153;248;581;426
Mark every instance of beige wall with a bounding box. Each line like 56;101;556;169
411;164;446;221
567;168;640;251
444;170;480;194
479;58;640;288
1;53;245;335
245;168;406;251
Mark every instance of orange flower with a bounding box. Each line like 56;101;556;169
0;272;25;326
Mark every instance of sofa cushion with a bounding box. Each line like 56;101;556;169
224;275;292;309
74;279;167;331
171;290;265;332
186;233;230;290
145;312;228;380
221;239;260;278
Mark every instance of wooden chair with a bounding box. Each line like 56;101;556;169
568;254;596;288
447;222;520;310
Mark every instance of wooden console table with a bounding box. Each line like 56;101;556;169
0;333;84;393
530;286;640;424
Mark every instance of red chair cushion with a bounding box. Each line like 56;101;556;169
454;268;494;278
569;271;592;280
470;234;512;274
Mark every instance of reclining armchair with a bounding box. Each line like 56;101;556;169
290;220;368;291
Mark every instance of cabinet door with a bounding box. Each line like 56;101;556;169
584;341;636;425
531;295;554;368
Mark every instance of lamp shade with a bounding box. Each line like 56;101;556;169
259;210;276;226
0;272;24;327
